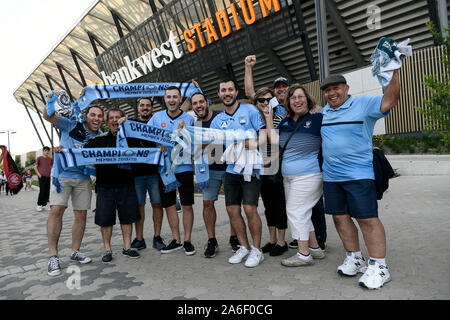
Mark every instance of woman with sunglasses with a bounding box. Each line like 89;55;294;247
271;84;325;267
254;87;289;257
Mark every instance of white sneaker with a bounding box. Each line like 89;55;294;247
244;246;264;268
337;253;367;276
70;250;92;264
228;246;249;264
42;206;47;211
358;260;391;289
36;205;43;212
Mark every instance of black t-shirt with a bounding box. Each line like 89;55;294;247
84;131;135;188
127;117;159;176
195;110;227;172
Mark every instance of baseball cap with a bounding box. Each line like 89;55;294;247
273;77;291;88
320;74;347;90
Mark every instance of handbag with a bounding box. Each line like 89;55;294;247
267;114;308;184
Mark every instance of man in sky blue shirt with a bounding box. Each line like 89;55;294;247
320;71;401;290
43;98;104;276
147;86;196;256
210;78;265;268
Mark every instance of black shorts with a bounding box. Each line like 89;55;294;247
224;172;261;206
95;185;141;227
159;171;195;208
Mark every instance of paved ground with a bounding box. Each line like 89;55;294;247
0;176;449;301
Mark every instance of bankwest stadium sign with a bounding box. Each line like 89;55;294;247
101;0;281;85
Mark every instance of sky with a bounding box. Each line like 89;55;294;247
0;0;95;156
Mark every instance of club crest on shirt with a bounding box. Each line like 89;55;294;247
161;122;167;128
304;121;311;129
239;116;247;125
221;121;228;129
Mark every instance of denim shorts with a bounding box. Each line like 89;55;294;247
224;172;261;206
202;170;226;201
323;179;378;219
134;174;161;205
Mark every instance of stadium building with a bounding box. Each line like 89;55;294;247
13;0;449;148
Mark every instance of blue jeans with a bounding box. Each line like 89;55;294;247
202;170;226;201
134;174;161;206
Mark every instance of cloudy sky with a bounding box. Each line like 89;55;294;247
0;0;94;156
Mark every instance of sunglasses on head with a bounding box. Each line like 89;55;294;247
257;97;272;103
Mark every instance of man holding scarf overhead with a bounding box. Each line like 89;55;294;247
43;94;103;277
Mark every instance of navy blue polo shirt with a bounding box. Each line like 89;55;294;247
278;113;322;176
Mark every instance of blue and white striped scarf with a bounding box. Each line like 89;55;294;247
371;37;412;87
46;82;202;121
77;83;201;111
116;122;181;192
56;148;184;192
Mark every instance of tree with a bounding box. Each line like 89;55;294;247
416;22;450;150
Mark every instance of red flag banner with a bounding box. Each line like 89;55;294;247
0;145;23;194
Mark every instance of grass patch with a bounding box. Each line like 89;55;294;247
373;134;450;155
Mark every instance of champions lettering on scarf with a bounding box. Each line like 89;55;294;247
81;149;151;159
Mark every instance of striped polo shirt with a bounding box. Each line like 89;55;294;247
278;113;323;176
320;95;388;182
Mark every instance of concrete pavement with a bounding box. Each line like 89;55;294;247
0;176;449;300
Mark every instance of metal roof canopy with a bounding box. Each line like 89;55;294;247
14;0;163;124
13;0;447;148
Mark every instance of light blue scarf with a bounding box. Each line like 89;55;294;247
172;126;258;189
116;123;180;192
371;37;412;87
59;148;162;168
46;82;202;122
77;83;201;111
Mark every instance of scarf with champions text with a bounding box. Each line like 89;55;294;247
116;121;181;192
46;83;202;117
57;147;179;190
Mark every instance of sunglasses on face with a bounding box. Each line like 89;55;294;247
257;98;272;103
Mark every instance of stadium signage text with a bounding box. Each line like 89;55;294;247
101;30;183;85
100;0;281;84
183;0;280;53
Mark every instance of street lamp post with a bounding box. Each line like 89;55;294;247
0;130;16;153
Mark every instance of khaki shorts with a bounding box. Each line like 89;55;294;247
50;177;92;210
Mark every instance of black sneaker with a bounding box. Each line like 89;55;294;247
229;236;240;252
153;236;166;251
184;241;196;256
289;239;298;249
102;251;113;263
122;248;140;259
204;238;219;258
131;238;147;250
161;239;183;254
269;243;288;256
261;242;276;253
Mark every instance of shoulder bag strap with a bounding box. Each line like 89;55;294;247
280;114;308;157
